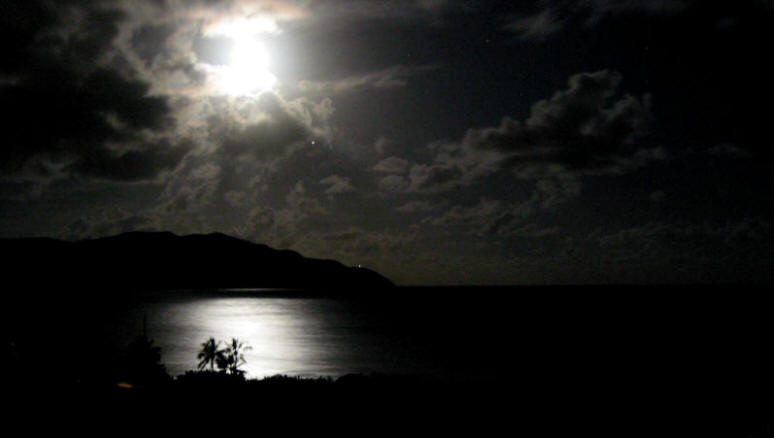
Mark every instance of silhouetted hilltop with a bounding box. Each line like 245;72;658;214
1;231;394;291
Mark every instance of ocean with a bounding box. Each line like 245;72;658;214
4;285;772;386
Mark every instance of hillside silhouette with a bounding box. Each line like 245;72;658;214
1;231;394;291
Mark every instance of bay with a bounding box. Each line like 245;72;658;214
5;285;772;386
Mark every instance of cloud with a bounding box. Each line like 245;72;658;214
649;190;665;202
65;206;162;240
0;1;193;186
500;223;562;238
426;186;572;237
706;144;751;159
305;0;470;22
70;139;192;182
149;87;340;223
529;177;582;209
505;8;563;40
0;65;187;183
148;89;327;214
298;65;437;95
390;70;656;194
395;200;440;213
429;198;505;229
464;70;652;173
505;1;694;39
598;218;774;249
377;174;410;193
130;22;178;67
285;181;327;216
373;156;410;173
406;162;471;193
374;137;398;156
467;70;655;178
427;198;518;237
239;181;329;247
320;175;355;194
292;224;423;281
581;0;692;22
591;217;774;282
159;161;223;213
218;93;313;160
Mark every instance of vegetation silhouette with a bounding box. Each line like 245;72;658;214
123;324;171;387
196;337;223;372
196;337;251;376
220;338;252;376
5;326;769;438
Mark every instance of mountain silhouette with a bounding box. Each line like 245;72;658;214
1;232;394;291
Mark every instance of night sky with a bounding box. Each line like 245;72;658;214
2;0;773;285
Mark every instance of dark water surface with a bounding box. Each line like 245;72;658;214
5;285;773;385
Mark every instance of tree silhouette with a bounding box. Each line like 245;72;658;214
126;334;169;386
221;338;252;376
197;337;224;372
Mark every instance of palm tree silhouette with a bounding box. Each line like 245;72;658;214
222;338;252;376
197;337;224;371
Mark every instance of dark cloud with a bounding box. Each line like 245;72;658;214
290;224;423;282
374;137;399;156
219;93;312;160
0;65;183;182
505;0;694;37
377;174;409;193
320;175;355;194
592;218;774;282
65;206;161;240
581;0;692;21
69;139;191;182
149;88;340;223
406;162;472;193
465;70;652;173
372;156;410;173
706;144;752;159
240;181;329;248
389;70;656;194
131;22;177;66
504;8;563;40
395;200;441;213
425;180;576;237
649;190;665;202
0;1;188;184
0;2;58;74
307;0;472;21
428;198;506;233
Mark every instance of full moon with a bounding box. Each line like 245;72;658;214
208;19;278;96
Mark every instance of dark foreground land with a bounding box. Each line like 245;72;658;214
6;370;773;437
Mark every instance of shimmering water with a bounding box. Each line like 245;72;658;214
104;290;500;379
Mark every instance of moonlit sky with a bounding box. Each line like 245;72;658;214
2;0;773;285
